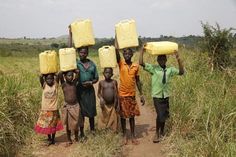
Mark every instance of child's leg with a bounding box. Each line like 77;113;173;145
47;134;51;141
120;117;126;136
156;117;161;136
89;117;95;131
160;122;165;136
74;130;79;141
66;129;72;143
121;117;128;145
51;133;55;144
80;116;85;137
129;117;135;138
129;117;139;145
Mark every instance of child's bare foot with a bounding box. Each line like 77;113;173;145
74;136;79;142
122;136;128;145
79;135;88;143
153;133;160;143
65;141;73;147
131;138;139;145
47;140;55;146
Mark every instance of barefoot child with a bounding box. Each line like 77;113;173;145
115;46;145;145
59;70;83;145
139;45;184;143
34;73;63;145
69;27;99;137
97;67;119;132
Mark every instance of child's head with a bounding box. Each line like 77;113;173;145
77;46;89;60
103;67;113;80
45;74;55;86
64;71;74;83
122;48;133;62
157;55;167;67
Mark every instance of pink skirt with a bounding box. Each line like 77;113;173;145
34;110;63;134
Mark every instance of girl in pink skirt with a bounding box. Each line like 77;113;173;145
34;73;63;145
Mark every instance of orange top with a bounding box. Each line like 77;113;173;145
118;59;139;96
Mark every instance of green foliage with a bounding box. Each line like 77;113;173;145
201;22;235;70
0;71;41;156
50;43;59;49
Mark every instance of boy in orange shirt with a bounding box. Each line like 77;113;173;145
115;46;145;145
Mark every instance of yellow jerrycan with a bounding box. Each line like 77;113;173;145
98;46;117;68
70;19;95;48
39;50;58;74
59;48;77;72
145;41;178;55
115;19;139;49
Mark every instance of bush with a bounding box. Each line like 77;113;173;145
201;22;235;70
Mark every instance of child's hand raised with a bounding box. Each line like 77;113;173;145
173;50;179;58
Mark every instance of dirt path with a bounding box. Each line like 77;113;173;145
30;104;165;157
122;102;165;157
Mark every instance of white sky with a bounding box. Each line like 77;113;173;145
0;0;235;38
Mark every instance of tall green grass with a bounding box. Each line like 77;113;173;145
0;69;41;156
140;49;236;156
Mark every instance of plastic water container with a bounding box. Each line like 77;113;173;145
59;48;77;72
98;46;117;68
70;19;95;48
39;50;58;74
145;41;178;55
115;19;139;49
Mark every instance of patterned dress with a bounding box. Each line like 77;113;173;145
34;82;63;134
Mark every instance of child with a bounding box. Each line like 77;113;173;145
139;45;184;143
115;45;145;145
97;67;119;132
69;26;99;137
34;73;63;145
59;70;83;145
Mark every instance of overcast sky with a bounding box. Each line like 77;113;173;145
0;0;235;38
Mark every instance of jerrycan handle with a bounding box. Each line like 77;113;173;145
103;46;110;49
119;19;132;23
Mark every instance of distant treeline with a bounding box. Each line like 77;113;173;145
0;35;235;57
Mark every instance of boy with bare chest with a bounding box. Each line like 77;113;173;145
59;70;83;145
98;68;119;132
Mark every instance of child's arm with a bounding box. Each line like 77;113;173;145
113;80;120;111
55;73;59;84
58;71;65;84
135;76;145;106
97;81;105;109
73;69;80;82
68;25;73;48
174;50;184;75
114;36;121;63
139;44;146;67
39;74;45;87
97;81;102;99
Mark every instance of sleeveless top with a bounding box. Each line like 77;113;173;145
41;82;58;111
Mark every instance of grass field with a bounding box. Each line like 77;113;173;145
140;49;236;156
0;39;236;156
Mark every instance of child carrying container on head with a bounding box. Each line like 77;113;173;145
139;44;184;143
97;67;119;132
34;73;63;146
59;70;83;145
115;44;145;145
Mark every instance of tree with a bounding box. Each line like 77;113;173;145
50;43;59;49
201;22;234;70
